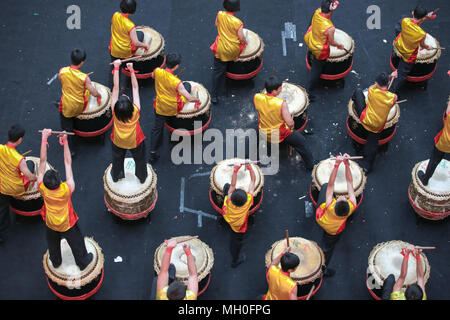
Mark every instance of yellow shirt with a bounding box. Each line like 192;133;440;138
316;198;356;235
39;182;79;232
264;265;297;300
391;290;427;300
304;8;334;60
435;113;450;153
0;143;26;197
109;12;136;59
111;105;145;149
253;93;292;143
360;85;397;133
394;18;426;63
59;66;89;118
154;68;186;116
156;286;197;300
210;11;244;62
222;193;253;233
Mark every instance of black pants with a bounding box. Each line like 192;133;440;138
390;59;414;94
307;54;326;93
0;194;11;237
46;223;91;269
212;57;228;98
352;88;380;171
381;274;395;300
60;114;76;151
421;145;449;185
111;141;148;183
283;131;315;170
222;183;245;263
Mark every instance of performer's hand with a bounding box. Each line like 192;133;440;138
390;70;398;79
343;153;350;166
406;244;415;254
283;246;291;254
245;163;253;171
183;243;191;254
233;164;243;171
330;1;339;11
113;59;122;68
41;128;52;140
166;239;177;249
59;134;68;146
426;12;437;20
126;62;134;71
97;96;102;106
337;43;344;50
335;155;344;164
144;44;149;51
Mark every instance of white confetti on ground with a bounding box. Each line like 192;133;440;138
114;256;123;263
298;43;303;47
383;39;387;43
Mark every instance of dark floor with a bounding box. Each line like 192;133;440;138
0;0;449;300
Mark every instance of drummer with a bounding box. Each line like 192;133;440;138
254;76;314;170
110;60;147;184
418;99;450;186
351;73;398;173
263;246;299;300
315;154;356;277
0;124;37;243
304;0;344;102
58;49;102;156
37;129;93;270
148;53;200;164
221;162;256;268
210;0;247;104
390;5;437;94
156;238;198;300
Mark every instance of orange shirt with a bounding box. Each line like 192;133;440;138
58;66;89;118
222;193;253;233
254;93;292;143
316;198;356;235
39;182;78;232
394;18;426;63
264;265;297;300
111;105;145;149
0;143;26;197
304;8;334;60
109;12;136;59
434;112;450;153
153;68;186;116
360;85;397;133
210;11;244;62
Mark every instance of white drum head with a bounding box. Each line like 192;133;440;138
213;158;262;193
274;83;308;116
417;34;438;59
135;26;164;57
179;81;210;114
105;158;154;196
48;238;97;275
418;159;450;194
329;29;353;58
315;159;363;194
240;29;262;58
84;83;110;113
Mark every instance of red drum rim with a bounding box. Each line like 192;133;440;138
346;116;397;146
46;268;104;300
73;118;113;137
121;56;166;79
10;206;42;217
164;111;212;136
309;184;364;210
209;189;264;215
389;54;437;82
407;185;450;220
366;273;382;300
104;190;158;220
197;272;211;296
305;54;353;80
226;59;263;80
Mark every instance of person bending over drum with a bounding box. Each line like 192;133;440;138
156;239;198;300
351;73;398;173
315;154;356;277
254;76;315;170
0;124;37;243
418;99;450;186
37;129;93;270
390;5;437;94
304;0;344;102
110;60;147;184
221;163;256;268
263;246;299;300
149;53;200;164
58;49;102;157
381;245;427;300
210;0;247;104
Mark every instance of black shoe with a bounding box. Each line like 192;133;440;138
50;258;62;269
26;160;35;174
78;252;94;270
417;170;428;186
323;268;335;277
139;175;148;184
149;152;159;164
211;96;218;104
168;263;176;283
231;253;246;268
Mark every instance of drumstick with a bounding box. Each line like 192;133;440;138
415;246;436;250
285;230;290;247
396;99;407;104
86;72;94;76
38;130;75;136
22;150;32;156
176;67;186;78
227;160;260;167
306;285;315;300
387;77;395;91
176;236;199;244
330;156;363;160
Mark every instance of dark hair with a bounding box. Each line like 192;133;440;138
413;5;428;19
165;53;181;69
8;124;25;143
376;72;389;87
405;284;423;300
43;170;61;190
114;96;134;122
321;0;333;14
71;49;86;66
223;0;240;12
120;0;136;14
167;281;187;300
265;76;282;94
230;189;248;207
334;200;350;217
280;253;300;272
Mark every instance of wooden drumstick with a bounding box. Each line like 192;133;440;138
415;246;436;250
330;156;363;160
396;99;407;104
227;160;260;167
38;130;75;136
285;230;290;247
306;285;316;300
387;77;395;90
176;67;186;78
86;72;94;76
176;236;199;244
22;150;32;156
